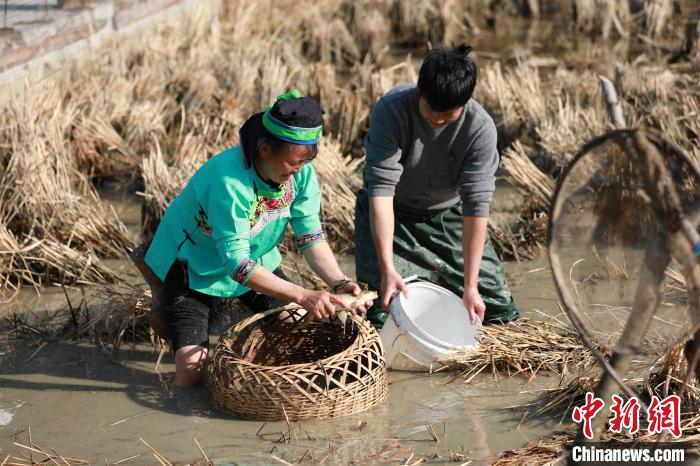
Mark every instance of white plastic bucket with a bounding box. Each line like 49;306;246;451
380;281;481;371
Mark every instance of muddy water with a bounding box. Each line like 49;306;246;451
0;253;566;464
0;189;692;464
0;339;557;464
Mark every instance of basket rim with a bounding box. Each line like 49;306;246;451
212;309;380;372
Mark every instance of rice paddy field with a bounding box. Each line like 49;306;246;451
1;0;700;464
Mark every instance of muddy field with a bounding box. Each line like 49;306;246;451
0;251;570;464
1;0;700;464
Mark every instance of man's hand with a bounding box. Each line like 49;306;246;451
299;290;346;320
463;286;485;325
334;281;374;315
380;267;408;310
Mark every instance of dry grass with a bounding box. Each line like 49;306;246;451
438;317;610;380
489;429;573;466
2;428;219;466
476;58;699;255
0;280;163;356
0;0;696;296
501;141;556;210
313;138;363;254
0;82;134;295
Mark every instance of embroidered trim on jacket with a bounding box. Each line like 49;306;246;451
294;229;326;251
249;178;295;238
233;258;258;284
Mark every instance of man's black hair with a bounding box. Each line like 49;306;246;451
417;44;477;112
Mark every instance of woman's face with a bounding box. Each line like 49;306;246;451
258;142;314;184
418;96;464;128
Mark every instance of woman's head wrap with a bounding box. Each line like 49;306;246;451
262;89;323;144
239;90;324;165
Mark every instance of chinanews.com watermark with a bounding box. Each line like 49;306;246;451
569;443;688;465
567;392;695;465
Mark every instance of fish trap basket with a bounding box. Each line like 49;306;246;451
210;308;389;420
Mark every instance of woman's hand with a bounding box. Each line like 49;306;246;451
298;290;346;320
463;286;485;325
334;280;374;315
380;267;408;310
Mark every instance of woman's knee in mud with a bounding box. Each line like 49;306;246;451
175;345;208;387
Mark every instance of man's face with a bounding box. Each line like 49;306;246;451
418;96;464;128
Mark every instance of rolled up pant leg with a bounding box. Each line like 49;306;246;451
161;262;213;353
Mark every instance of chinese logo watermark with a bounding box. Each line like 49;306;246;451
572;393;682;439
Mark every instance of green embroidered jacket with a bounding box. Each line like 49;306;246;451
145;146;325;297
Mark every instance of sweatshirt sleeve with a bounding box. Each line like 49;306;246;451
207;176;260;284
460;119;499;218
363;98;404;197
290;163;326;251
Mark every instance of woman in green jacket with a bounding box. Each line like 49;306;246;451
144;91;368;386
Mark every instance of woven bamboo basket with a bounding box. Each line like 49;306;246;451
210;307;389;420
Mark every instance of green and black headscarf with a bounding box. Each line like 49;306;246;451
240;90;324;164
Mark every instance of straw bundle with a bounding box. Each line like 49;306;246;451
3;231;120;294
313;138;363;254
476;63;524;146
501;141;556;210
491;140;555;256
302;16;361;66
439;318;609;379
140;133;208;234
643;0;674;38
308;63;341;112
0;82;133;294
388;0;444;46
645;343;700;409
695;21;700;63
570;0;685;40
572;0;631;39
334;93;371;156
343;1;391;62
535;68;606;163
476;63;546;147
367;59;419;106
490;430;572;466
487;219;537;262
211;307;388;420
60;5;222;178
387;0;480;47
72;115;139;182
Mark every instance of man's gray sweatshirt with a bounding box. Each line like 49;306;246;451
363;84;499;217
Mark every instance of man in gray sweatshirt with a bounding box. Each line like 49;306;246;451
355;44;519;328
